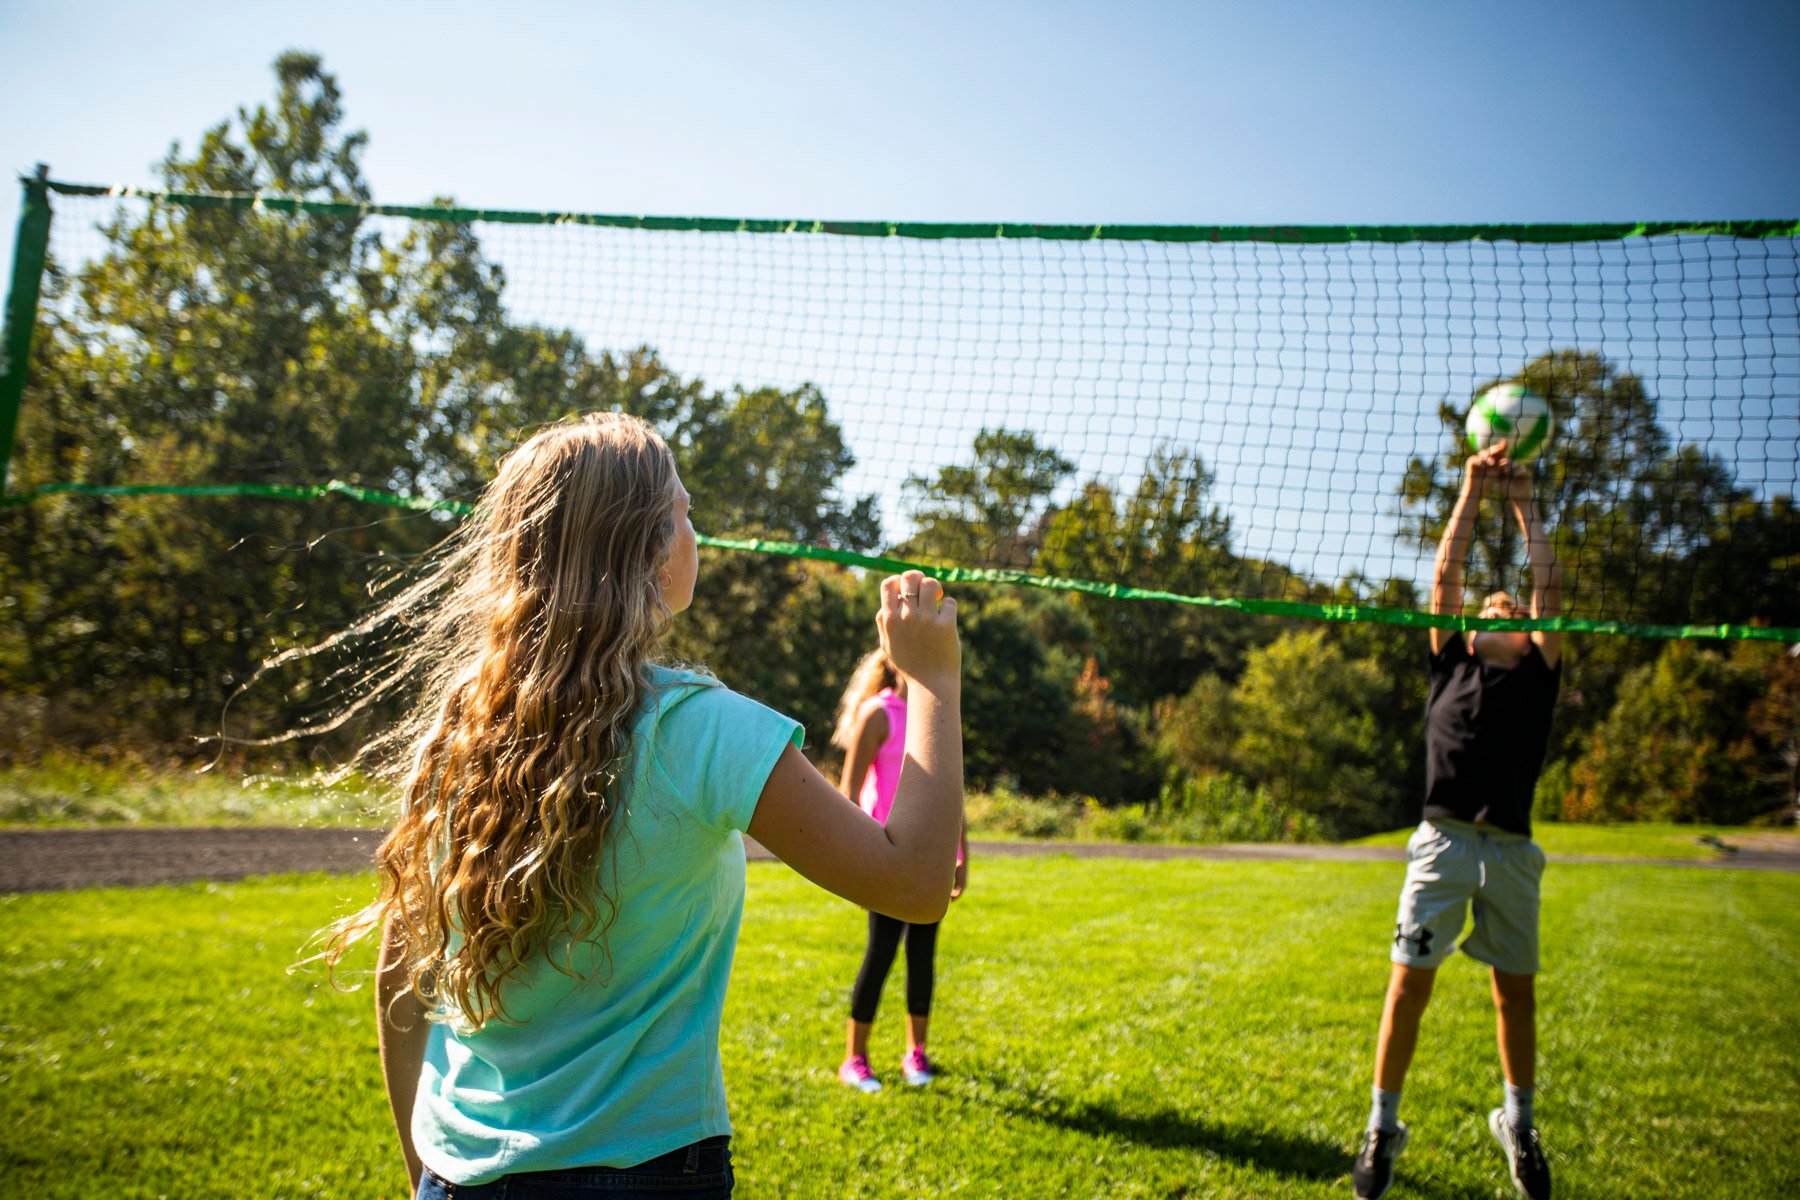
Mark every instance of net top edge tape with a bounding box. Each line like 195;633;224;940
36;180;1800;245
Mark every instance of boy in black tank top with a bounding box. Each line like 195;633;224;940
1352;446;1561;1200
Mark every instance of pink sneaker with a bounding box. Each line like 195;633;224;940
902;1046;935;1087
838;1054;881;1093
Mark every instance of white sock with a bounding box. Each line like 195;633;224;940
1369;1086;1402;1132
1504;1082;1535;1130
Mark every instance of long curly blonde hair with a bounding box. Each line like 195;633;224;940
313;412;685;1029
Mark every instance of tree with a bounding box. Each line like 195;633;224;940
1227;627;1407;836
3;52;464;747
0;53;878;756
899;428;1073;567
1565;642;1770;824
1155;671;1239;781
1038;446;1267;704
668;558;876;753
1325;574;1430;805
1057;656;1159;804
1744;645;1800;816
1398;349;1746;626
956;596;1077;793
677;382;879;550
1688;494;1800;634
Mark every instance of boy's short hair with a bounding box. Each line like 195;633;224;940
1481;591;1523;615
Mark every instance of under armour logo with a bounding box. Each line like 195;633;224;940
1394;924;1434;956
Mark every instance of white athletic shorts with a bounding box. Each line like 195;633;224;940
1390;818;1544;976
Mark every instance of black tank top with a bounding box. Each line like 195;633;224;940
1423;632;1560;837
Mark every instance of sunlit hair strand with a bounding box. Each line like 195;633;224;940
309;411;686;1030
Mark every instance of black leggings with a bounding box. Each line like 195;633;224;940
848;911;939;1024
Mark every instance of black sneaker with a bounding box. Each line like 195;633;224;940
1488;1108;1552;1199
1352;1121;1408;1200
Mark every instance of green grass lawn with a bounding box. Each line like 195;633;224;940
0;757;382;827
4;857;1797;1198
1350;821;1800;860
10;759;1795;868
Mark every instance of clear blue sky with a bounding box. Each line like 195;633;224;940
4;0;1796;240
2;0;1796;589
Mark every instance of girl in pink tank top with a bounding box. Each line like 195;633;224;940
829;649;968;1091
855;686;909;824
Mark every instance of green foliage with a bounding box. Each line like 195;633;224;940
899;427;1073;566
962;786;1082;838
1075;798;1153;842
1154;627;1409;840
1157;772;1327;844
0;752;383;826
4;54;1795;838
958;596;1076;792
0;54;877;755
4;54;442;748
1688;494;1800;633
1533;758;1572;825
1567;642;1784;824
1399;349;1743;625
1323;575;1428;804
1746;646;1800;814
1156;671;1239;778
1057;656;1161;804
1038;447;1269;704
1230;628;1405;837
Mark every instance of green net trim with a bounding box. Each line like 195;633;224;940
5;480;1793;643
43;182;1800;244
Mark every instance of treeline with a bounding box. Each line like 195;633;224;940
881;416;1799;833
2;54;1796;835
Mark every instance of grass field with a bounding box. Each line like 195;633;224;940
0;757;382;827
8;759;1796;868
4;855;1797;1198
1349;821;1800;861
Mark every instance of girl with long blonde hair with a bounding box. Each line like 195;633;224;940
831;647;968;1093
317;413;964;1198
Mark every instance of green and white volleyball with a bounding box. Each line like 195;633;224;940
1466;383;1554;462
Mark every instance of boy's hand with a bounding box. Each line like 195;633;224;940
1499;461;1537;508
1461;444;1515;498
1462;443;1510;485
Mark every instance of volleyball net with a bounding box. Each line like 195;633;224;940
3;176;1797;641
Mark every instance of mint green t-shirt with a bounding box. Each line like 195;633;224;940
414;666;802;1184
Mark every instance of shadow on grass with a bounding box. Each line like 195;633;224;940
969;1071;1350;1182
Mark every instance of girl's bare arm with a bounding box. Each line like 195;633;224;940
750;572;962;923
377;915;430;1192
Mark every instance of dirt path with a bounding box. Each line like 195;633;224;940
3;827;1797;894
0;827;390;893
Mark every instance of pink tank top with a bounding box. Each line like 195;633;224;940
855;688;964;866
856;689;908;825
